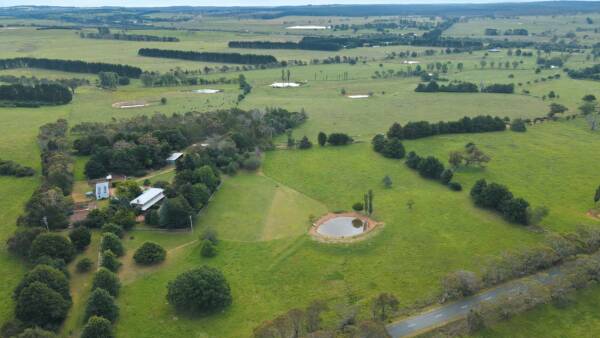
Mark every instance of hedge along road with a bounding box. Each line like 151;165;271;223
386;266;565;337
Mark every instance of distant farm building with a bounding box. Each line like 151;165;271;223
130;188;165;211
95;181;110;200
166;152;184;164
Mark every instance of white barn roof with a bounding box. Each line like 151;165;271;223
166;152;184;162
130;188;165;211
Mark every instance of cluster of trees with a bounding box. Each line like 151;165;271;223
0;57;142;78
80;30;179;42
0;75;88;94
315;132;353;147
536;56;564;68
333;19;435;32
0;158;35;177
372;134;406;159
78;107;305;178
17;120;74;230
229;37;342;51
406;152;461;191
237;74;252;102
0;84;72;107
415;80;478;93
449;143;491;169
470;179;531;225
485;28;528;36
98;72;130;89
381;116;506;141
140;70;237;87
253;293;395;338
138;48;278;65
567;64;600;80
415;81;514;94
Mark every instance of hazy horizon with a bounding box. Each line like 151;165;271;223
3;0;596;8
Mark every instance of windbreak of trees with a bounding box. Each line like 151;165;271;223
416;81;514;94
567;64;600;80
138;48;278;65
383;115;506;141
0;84;72;107
140;70;238;87
0;75;89;94
0;57;142;78
74;107;307;178
288;34;483;51
80;32;179;42
229;37;343;51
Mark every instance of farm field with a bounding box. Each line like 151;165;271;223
1;4;600;338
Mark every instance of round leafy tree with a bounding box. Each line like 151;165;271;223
29;233;75;263
76;258;94;273
200;240;217;258
101;223;123;239
100;233;124;257
81;316;114;338
14;265;71;302
133;242;166;265
15;281;70;328
69;227;91;251
92;268;121;297
100;250;121;272
84;288;119;323
166;266;232;314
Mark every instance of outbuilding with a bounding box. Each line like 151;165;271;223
166;152;184;164
130;188;165;211
95;181;110;200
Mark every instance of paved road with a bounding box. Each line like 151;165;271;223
386;268;564;337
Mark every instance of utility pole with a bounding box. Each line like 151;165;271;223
189;215;194;233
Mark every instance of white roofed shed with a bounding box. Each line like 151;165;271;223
130;188;165;211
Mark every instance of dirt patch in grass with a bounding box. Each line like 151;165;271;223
112;100;159;109
587;209;600;220
309;212;383;243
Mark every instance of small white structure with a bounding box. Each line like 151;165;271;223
192;89;222;94
130;188;165;212
166;152;184;164
271;82;301;88
347;95;370;99
402;60;420;64
95;181;110;200
488;48;501;53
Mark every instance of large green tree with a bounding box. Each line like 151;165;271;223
166;266;232;314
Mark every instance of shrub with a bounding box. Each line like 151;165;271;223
511;118;527;132
500;197;530;225
92;268;121;297
110;208;136;231
81;316;114;338
298;136;312;149
440;169;454;185
371;134;386;153
100;233;124;257
133;242;166;265
100;250;121;272
85;288;119;323
101;223;124;238
449;182;463;191
317;132;327;146
441;270;481;302
33;256;69;278
166;266;232;314
200;240;217;258
352;202;364;212
15;281;70;328
29;233;75;263
242;156;261;171
76;258;94;273
69;227;91;251
14;265;71;302
200;228;218;245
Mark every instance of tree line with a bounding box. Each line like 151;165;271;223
470;179;530;225
0;83;72;107
405;151;461;191
228;37;343;51
140;70;238;87
567;64;600;81
382;115;506;141
75;107;306;179
80;32;179;42
0;57;142;78
0;75;88;94
416;81;515;94
138;48;278;65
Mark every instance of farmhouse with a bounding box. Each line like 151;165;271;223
95;181;110;200
130;188;165;211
